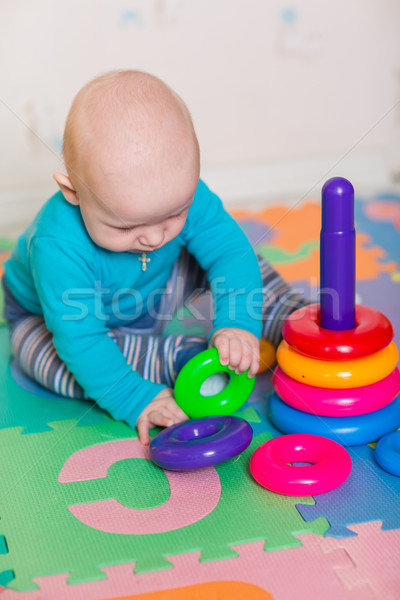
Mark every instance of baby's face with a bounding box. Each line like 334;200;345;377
62;72;201;253
75;164;198;253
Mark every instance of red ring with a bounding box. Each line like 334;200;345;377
282;303;393;359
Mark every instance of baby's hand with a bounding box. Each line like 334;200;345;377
209;327;260;378
137;388;188;446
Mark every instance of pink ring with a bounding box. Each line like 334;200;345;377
273;366;400;416
250;434;352;495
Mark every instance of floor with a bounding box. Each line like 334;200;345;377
0;189;399;599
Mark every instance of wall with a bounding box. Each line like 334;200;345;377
1;0;399;233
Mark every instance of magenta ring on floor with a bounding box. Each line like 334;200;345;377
250;433;352;496
273;366;400;417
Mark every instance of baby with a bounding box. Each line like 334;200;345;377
2;70;308;444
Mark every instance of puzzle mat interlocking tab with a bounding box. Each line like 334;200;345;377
296;444;400;536
0;418;330;592
0;195;399;598
2;522;400;600
231;200;398;284
1;413;400;598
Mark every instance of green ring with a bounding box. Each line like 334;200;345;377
174;348;256;418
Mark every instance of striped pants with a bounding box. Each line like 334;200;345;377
3;250;308;400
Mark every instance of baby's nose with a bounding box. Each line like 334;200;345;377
138;228;165;248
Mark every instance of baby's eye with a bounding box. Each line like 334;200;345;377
169;209;186;220
113;225;135;232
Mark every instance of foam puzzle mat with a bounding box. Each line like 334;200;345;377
0;192;399;599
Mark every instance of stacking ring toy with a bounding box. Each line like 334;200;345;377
375;431;400;477
257;339;276;374
149;415;253;471
273;366;400;417
277;340;398;388
282;304;393;359
250;434;352;495
268;391;400;446
174;348;255;418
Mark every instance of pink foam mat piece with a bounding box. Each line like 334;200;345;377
1;535;375;600
320;521;400;599
60;437;221;534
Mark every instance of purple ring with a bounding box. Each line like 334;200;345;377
149;416;253;471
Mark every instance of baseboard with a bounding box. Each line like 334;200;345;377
201;152;390;206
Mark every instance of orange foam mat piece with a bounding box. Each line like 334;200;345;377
230;203;397;283
105;581;273;600
231;203;321;252
259;233;396;284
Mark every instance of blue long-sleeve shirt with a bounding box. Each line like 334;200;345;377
4;179;262;428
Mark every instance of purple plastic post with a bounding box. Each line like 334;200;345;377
320;177;356;330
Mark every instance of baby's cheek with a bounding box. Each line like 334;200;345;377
171;217;187;238
104;227;139;252
96;231;135;252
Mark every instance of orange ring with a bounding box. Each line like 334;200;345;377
257;339;276;374
277;340;399;388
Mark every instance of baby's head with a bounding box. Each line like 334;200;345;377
54;70;200;252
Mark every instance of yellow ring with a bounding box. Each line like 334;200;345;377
277;340;399;388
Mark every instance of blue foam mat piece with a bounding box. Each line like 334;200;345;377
296;443;400;537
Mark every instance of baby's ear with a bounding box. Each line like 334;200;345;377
53;173;79;205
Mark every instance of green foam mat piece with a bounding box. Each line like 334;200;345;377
0;537;13;587
234;406;262;423
0;328;110;433
0;419;328;591
257;241;319;264
163;305;209;337
0;239;14;251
